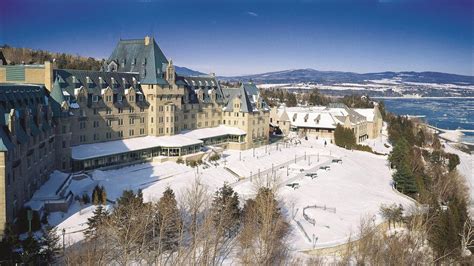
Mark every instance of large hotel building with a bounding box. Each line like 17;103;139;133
0;36;381;234
0;36;270;232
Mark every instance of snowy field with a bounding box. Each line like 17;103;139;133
33;136;415;250
443;141;473;215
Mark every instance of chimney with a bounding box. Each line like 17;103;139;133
44;61;54;92
144;36;151;46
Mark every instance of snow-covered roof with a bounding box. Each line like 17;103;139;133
181;125;246;140
354;108;375;122
286;110;337;129
72;135;203;160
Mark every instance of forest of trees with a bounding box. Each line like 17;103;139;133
0;45;103;70
386;114;471;262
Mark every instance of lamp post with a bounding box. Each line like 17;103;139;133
27;209;32;234
62;228;66;254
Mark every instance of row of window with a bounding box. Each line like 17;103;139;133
89;94;143;103
78;128;146;143
78;117;146;129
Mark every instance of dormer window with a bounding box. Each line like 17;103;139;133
138;94;144;101
92;95;99;102
129;95;135;102
118;95;123;102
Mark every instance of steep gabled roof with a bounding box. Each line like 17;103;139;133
222;82;263;113
108;37;168;85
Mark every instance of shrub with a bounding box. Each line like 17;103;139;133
92;185;107;205
176;157;184;164
446;153;460;172
354;144;374;153
334;124;356;149
82;193;91;204
209;154;220;161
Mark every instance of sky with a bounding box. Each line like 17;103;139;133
0;0;472;76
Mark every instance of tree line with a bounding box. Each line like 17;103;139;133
386;113;471;262
1;45;103;70
65;181;290;265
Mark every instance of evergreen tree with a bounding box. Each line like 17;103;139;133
39;225;61;263
393;163;418;195
92;185;100;205
156;187;182;251
19;235;40;264
388;137;410;169
308;89;330;106
100;185;107;205
334;124;356;149
287;93;297;107
84;205;109;239
211;183;241;236
415;129;425;147
429;198;468;260
0;224;20;262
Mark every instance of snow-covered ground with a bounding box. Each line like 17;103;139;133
443;142;473;215
36;136;413;250
439;130;464;142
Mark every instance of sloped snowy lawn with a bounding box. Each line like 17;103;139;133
277;146;413;250
45;137;413;250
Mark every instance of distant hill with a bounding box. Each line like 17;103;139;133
220;68;474;85
0;45;206;76
0;45;103;70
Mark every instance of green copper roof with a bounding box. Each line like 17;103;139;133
108;37;169;85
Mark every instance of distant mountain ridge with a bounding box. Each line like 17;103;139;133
219;68;474;85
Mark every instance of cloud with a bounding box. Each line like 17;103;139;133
245;11;258;17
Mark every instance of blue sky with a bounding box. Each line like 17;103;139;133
1;0;472;76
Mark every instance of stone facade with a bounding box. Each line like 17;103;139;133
0;36;270;234
0;84;58;234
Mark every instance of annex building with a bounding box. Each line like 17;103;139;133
0;36;270;233
270;103;383;143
